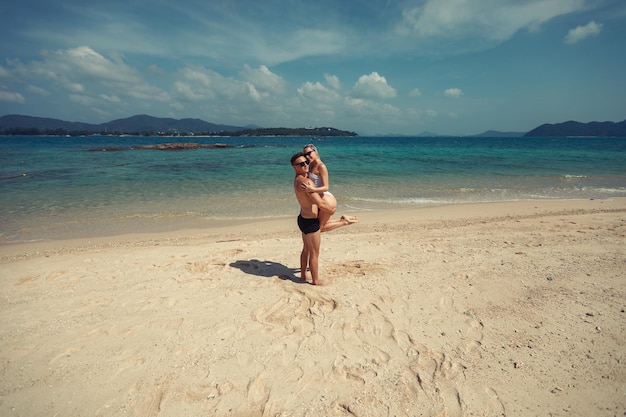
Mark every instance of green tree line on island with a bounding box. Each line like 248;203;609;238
0;126;357;137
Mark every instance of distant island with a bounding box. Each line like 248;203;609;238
524;119;626;137
0;114;357;137
1;114;625;137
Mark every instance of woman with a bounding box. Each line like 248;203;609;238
302;144;357;231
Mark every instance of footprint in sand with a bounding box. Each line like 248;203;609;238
185;261;227;274
45;270;68;281
132;377;168;417
326;260;388;278
407;348;466;415
253;289;338;330
462;312;485;353
48;345;82;365
246;372;271;405
225;248;244;257
15;274;39;287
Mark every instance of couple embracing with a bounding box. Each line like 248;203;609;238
291;144;357;285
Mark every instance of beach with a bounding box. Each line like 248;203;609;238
1;198;625;416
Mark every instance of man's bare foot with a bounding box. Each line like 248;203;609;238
311;279;326;286
340;215;359;225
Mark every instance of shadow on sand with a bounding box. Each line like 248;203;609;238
230;259;308;284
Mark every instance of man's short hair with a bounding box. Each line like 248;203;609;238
291;152;305;165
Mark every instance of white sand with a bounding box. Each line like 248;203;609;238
1;198;625;416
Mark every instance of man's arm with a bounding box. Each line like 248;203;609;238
307;187;333;212
297;176;333;213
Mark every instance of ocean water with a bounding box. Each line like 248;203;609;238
1;135;625;243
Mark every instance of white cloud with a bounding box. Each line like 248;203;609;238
67;82;85;93
246;83;262;102
246;28;346;66
126;83;170;102
283;29;346;60
351;72;397;99
0;65;10;78
398;0;587;44
147;64;165;75
174;80;208;102
69;94;95;106
27;85;50;96
344;97;401;117
0;91;25;103
178;67;217;90
54;46;140;84
444;88;463;98
341;97;403;133
324;73;341;90
100;94;121;103
170;4;348;66
240;65;287;94
409;88;422;97
175;65;268;106
297;81;341;103
564;21;603;44
7;46;169;107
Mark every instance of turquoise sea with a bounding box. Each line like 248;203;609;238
1;135;625;243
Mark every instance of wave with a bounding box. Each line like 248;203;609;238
350;196;441;205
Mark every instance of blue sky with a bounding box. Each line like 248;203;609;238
1;0;625;135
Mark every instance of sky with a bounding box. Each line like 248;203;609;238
1;0;625;136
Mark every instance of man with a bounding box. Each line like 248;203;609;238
291;152;333;285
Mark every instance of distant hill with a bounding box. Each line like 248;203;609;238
473;130;525;138
0;114;245;135
102;115;243;134
0;114;356;136
0;115;96;132
525;119;626;137
415;131;441;137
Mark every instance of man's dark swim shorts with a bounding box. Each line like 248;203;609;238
297;214;320;234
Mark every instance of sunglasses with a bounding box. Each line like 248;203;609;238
304;150;315;157
294;160;310;167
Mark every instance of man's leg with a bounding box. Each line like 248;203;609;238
302;230;322;285
299;234;309;281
